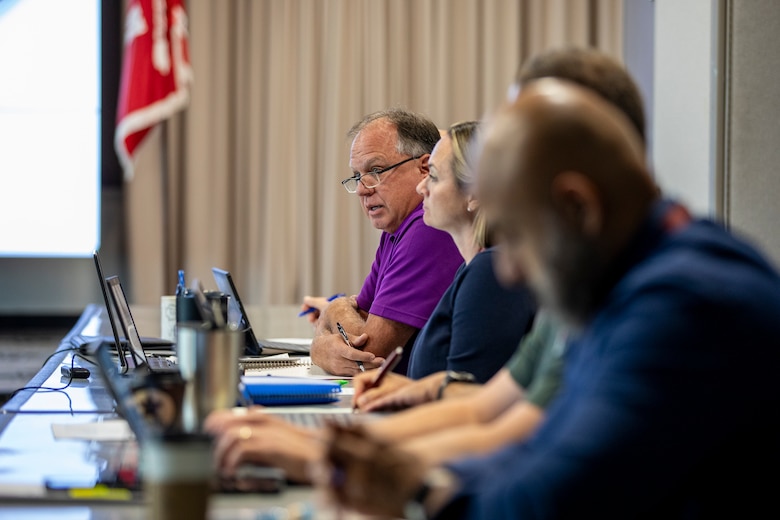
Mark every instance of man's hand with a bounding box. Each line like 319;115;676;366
314;297;416;373
315;296;362;335
310;332;384;376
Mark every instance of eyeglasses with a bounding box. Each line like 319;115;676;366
341;155;421;193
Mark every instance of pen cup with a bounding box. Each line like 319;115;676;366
141;433;213;520
176;323;242;433
204;291;229;325
176;292;229;326
176;293;200;324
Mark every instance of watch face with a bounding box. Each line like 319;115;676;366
438;371;477;400
447;371;476;383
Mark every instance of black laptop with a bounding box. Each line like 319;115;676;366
74;251;174;359
211;267;311;356
93;341;286;494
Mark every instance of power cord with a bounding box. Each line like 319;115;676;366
7;345;88;413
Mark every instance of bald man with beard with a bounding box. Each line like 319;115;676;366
317;78;780;519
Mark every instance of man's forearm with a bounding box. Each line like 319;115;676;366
316;299;417;360
317;297;365;335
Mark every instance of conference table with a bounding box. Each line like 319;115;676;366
0;304;358;519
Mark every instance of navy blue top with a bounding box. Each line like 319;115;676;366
406;248;536;383
440;200;780;519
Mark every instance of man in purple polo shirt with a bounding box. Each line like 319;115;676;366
305;108;462;376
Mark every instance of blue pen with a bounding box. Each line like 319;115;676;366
298;293;345;317
176;270;186;296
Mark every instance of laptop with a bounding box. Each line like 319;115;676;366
211;267;312;356
105;275;179;375
93;340;286;493
91;250;133;374
74;251;175;358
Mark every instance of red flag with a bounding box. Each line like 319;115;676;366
115;0;192;180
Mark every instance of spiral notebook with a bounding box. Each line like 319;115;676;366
241;354;341;379
240;376;342;405
240;355;311;375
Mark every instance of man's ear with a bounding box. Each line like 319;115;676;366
550;171;603;236
418;153;431;176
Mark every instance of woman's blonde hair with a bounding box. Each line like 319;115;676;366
447;120;492;249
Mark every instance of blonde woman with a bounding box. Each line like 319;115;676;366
405;120;535;381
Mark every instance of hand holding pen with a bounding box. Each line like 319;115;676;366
352;346;403;412
298;293;346;319
336;322;365;373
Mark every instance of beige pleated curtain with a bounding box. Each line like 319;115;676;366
126;0;623;306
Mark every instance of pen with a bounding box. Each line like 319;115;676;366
336;322;365;372
176;269;186;296
353;346;404;412
298;293;346;317
365;346;403;390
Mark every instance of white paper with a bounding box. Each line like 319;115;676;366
266;338;312;345
51;419;134;441
243;357;350;379
0;482;46;498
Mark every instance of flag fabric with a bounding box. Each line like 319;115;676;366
115;0;192;180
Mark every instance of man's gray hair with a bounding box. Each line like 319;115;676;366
347;107;440;157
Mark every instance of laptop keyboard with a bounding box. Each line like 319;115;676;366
274;412;359;429
146;355;177;371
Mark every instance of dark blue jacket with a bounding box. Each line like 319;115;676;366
441;200;780;519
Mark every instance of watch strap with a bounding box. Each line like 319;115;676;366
436;370;477;400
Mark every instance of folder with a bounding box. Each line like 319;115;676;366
240;376;342;405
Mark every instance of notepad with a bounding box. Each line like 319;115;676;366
241;354;347;379
240;354;312;371
240;376;342;405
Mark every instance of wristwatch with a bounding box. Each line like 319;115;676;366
436;370;477;400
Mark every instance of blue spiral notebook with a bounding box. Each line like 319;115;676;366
240;376;342;405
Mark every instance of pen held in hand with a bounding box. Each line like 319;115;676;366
336;322;353;348
365;346;403;391
336;322;365;373
353;346;403;412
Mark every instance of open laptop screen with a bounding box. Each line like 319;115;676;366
93;250;131;374
211;267;262;356
106;275;150;373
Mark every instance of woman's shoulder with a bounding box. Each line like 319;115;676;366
455;249;502;288
462;247;498;274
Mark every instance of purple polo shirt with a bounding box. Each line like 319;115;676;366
356;203;463;329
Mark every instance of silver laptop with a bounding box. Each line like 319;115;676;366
77;251;174;364
105;275;179;375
